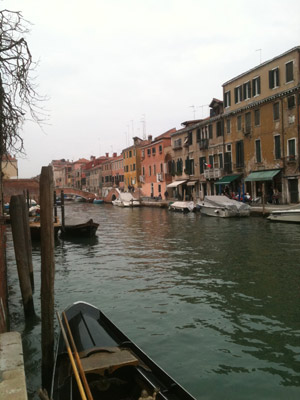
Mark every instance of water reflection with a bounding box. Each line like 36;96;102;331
6;204;300;399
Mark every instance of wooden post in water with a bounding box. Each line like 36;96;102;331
53;190;57;223
61;190;65;229
40;166;55;392
262;182;266;215
10;195;35;318
20;194;34;291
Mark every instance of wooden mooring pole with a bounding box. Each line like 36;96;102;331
40;166;55;392
9;195;35;318
21;194;34;291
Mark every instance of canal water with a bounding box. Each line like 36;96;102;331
6;203;300;399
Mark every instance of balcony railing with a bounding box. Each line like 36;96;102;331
199;139;209;150
204;168;223;179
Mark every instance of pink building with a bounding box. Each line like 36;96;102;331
140;128;175;198
111;153;124;190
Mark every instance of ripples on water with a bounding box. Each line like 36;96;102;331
6;203;300;399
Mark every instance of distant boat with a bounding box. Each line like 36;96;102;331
267;209;300;223
60;219;99;238
112;191;140;207
74;196;86;203
51;301;196;400
93;198;104;204
199;195;250;218
169;201;195;212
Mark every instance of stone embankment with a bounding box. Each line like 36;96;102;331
0;332;27;399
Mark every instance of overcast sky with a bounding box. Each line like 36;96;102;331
3;0;300;178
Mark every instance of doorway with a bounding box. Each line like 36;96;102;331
289;179;299;203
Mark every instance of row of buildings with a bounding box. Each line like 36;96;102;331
52;46;300;204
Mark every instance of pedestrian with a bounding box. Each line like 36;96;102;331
164;190;169;200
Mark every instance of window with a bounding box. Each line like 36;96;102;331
288;138;296;157
288;95;295;109
216;120;223;137
218;153;223;169
147;149;151;156
149;166;151;176
255;140;261;163
133;163;136;171
234;86;243;103
286;61;294;83
243;81;251;100
274;135;281;159
189;159;195;175
236;140;244;168
174;138;182;149
252;76;261;96
245;112;251;134
208;124;213;139
237;115;242;131
160;163;163;172
152;147;156;155
254;109;260;126
224;91;231;107
153;164;156;175
159;145;162;153
269;67;280;89
176;158;183;174
188;131;193;145
209;155;214;169
226;119;231;134
129;150;132;157
199;157;206;174
273;102;280;120
196;128;201;142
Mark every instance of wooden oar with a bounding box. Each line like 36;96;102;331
56;311;87;400
62;311;94;400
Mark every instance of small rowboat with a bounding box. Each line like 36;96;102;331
60;219;99;238
51;301;195;400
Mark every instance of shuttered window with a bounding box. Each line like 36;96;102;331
269;67;280;89
286;61;294;83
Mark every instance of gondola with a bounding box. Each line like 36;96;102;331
51;301;196;400
60;219;99;238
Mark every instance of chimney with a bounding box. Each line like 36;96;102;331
113;152;117;157
148;135;152;142
106;153;109;158
90;156;95;161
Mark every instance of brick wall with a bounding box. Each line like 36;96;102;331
3;179;40;203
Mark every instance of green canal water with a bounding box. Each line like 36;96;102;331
6;203;300;399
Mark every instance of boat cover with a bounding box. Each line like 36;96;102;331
203;195;250;214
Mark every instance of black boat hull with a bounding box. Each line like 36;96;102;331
51;302;195;400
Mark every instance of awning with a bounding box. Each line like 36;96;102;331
245;169;281;182
187;180;198;186
214;174;241;185
167;180;187;188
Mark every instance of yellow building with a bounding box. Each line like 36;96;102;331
1;154;18;179
122;137;149;191
222;46;300;203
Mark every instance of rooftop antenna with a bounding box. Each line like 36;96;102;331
256;48;262;64
198;104;209;118
141;114;146;139
189;105;196;120
131;120;134;138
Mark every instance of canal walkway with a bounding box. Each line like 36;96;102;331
0;332;27;399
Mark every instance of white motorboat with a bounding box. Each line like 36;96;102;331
169;201;195;212
267;209;300;223
199;195;250;218
112;192;140;207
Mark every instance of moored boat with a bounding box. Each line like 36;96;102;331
60;218;99;238
169;201;195;212
112;192;140;207
267;209;300;223
93;198;104;204
51;301;195;400
199;195;250;218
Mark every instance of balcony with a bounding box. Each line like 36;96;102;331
204;168;223;179
156;172;164;182
199;139;209;150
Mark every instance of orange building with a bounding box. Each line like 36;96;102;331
140;128;175;198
